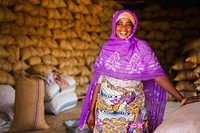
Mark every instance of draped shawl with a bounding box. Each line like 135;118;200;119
78;10;167;133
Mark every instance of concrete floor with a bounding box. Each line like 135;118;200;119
20;100;180;133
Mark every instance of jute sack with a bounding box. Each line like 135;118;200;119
182;38;200;54
26;56;41;65
59;8;74;20
60;66;80;76
58;57;78;69
0;34;15;46
0;6;16;22
0;46;9;58
12;60;30;72
0;70;15;86
26;64;58;76
43;38;59;48
171;57;197;70
41;0;66;8
194;78;200;85
194;66;200;73
20;46;39;60
41;54;59;66
37;47;51;57
186;49;200;64
173;70;199;81
0;59;12;72
9;72;49;132
175;81;196;91
6;46;20;64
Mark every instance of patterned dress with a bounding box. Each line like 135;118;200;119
94;75;148;133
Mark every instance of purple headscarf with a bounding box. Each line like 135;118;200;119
78;10;167;133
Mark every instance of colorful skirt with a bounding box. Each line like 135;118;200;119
94;77;148;133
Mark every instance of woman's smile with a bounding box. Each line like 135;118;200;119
115;18;133;40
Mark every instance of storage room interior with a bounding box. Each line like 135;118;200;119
0;0;200;132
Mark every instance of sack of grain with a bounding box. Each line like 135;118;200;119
51;48;66;58
41;0;66;8
0;34;15;47
173;70;199;81
58;57;78;69
0;46;9;58
43;37;59;48
20;46;39;60
59;39;73;51
0;70;15;86
186;49;200;64
6;46;20;64
26;56;41;65
0;6;16;22
0;59;12;72
172;57;197;70
175;81;196;91
41;54;58;66
26;64;58;76
12;60;30;72
60;66;80;76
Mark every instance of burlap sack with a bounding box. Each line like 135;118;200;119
186;49;200;64
0;59;12;72
77;66;91;76
26;56;41;65
9;72;49;132
76;57;85;66
16;35;34;48
0;34;15;46
0;46;9;58
173;70;199;81
165;30;182;40
175;81;196;91
20;46;39;60
71;50;84;57
146;31;165;41
59;39;73;50
0;6;16;22
37;47;51;57
194;66;200;73
47;8;61;19
0;70;15;86
58;57;78;69
59;8;74;20
12;60;30;72
194;78;200;85
41;54;58;66
26;64;58;76
41;0;66;8
43;38;59;48
171;20;187;30
60;66;80;76
31;36;45;47
0;0;16;7
172;57;197;70
182;38;200;54
47;19;61;29
37;27;52;37
6;46;20;64
51;48;66;58
27;0;40;5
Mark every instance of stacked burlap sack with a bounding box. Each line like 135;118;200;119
0;0;124;100
135;4;200;75
170;38;200;100
134;4;200;100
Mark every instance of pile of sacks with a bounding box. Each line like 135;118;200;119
44;70;78;115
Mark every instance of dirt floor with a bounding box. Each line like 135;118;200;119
20;101;179;133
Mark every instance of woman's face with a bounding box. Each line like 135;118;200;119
115;18;133;40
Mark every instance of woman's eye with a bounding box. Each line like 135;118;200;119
116;23;122;27
126;23;133;27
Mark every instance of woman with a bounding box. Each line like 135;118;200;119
78;10;200;133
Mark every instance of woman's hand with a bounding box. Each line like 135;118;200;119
87;112;95;128
184;95;200;105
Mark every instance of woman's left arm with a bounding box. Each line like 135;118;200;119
154;76;200;105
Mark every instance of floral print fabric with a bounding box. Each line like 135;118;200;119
94;75;148;133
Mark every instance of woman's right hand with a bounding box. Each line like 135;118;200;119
87;112;94;128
